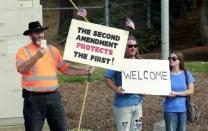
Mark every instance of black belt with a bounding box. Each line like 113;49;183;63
22;89;57;95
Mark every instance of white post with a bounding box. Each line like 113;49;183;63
104;0;109;26
161;0;169;60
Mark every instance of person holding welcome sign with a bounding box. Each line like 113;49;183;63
105;35;143;131
163;52;195;131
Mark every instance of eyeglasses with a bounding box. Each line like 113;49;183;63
168;57;178;61
127;45;138;48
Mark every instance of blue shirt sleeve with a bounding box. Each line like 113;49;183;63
104;69;116;79
187;71;195;84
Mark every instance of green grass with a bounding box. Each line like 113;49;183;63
186;62;208;73
58;68;105;83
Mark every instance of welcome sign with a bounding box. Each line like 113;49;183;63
122;59;171;95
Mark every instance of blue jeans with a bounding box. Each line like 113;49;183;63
164;112;187;131
113;104;143;131
23;90;67;131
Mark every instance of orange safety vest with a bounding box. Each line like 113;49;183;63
16;42;68;92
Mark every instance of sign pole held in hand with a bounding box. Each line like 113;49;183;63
77;78;90;131
63;19;128;130
77;68;92;131
65;1;129;130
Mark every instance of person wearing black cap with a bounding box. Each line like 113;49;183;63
16;21;94;131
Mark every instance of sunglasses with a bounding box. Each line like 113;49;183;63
168;57;178;61
127;45;138;48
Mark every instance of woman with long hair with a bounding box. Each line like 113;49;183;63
164;52;195;131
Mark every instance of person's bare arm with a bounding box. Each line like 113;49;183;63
178;83;194;96
17;48;47;74
105;77;125;95
169;83;194;97
62;66;94;76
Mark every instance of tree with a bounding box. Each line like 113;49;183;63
58;0;73;46
197;0;208;45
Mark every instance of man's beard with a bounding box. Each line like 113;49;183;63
125;52;136;58
32;37;43;45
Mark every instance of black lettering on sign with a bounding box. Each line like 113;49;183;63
89;55;111;64
144;71;148;79
77;27;91;35
93;31;120;41
74;51;88;59
123;70;168;80
76;35;118;48
122;71;131;79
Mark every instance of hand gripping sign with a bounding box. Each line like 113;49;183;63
63;19;129;71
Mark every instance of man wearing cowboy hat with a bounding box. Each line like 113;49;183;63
16;21;94;131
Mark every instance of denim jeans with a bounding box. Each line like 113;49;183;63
113;104;143;131
23;90;67;131
164;112;187;131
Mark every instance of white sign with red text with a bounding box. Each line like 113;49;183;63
63;19;129;71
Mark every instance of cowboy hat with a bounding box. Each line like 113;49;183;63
23;21;49;35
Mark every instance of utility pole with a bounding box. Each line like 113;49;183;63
161;0;169;60
104;0;109;26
